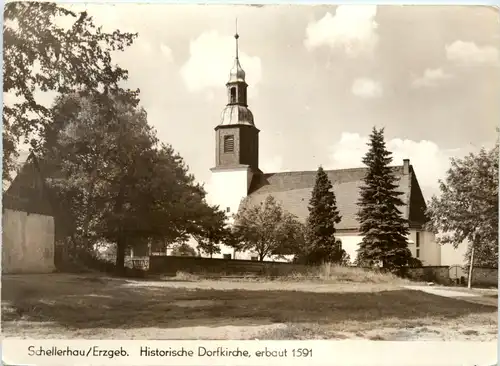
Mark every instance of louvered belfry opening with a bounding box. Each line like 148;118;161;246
224;135;235;153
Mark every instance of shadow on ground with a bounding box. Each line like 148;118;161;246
2;274;497;331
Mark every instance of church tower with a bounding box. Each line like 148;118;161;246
210;24;260;220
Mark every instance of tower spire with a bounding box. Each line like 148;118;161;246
228;18;245;84
235;18;239;60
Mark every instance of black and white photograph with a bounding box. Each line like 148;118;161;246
2;3;498;343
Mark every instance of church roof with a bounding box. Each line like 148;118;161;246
220;105;254;126
228;58;246;83
240;163;428;231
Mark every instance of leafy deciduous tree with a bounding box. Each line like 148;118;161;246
3;2;137;182
426;142;499;283
171;243;197;257
192;206;232;258
43;91;225;272
233;195;304;261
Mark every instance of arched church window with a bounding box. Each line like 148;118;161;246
224;135;234;153
230;87;237;103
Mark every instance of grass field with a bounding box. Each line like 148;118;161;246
2;273;497;340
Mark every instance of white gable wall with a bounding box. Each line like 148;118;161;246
2;209;56;273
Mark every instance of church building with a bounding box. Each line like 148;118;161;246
209;31;441;266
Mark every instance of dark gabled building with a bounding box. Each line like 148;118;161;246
3;152;55;217
3;152;74;248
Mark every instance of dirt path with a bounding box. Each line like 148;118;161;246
403;286;480;298
4;320;287;340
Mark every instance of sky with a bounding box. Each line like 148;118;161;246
47;4;500;197
8;4;500;263
12;4;499;198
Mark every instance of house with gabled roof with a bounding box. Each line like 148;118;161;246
2;152;71;273
207;31;441;265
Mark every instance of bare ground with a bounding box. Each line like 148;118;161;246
2;273;497;340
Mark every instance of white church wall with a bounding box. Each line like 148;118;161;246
180;231;441;265
406;230;441;266
338;230;441;266
232;250;293;262
183;236;292;262
421;230;441;265
337;233;363;264
206;167;293;261
407;230;419;261
209;167;253;224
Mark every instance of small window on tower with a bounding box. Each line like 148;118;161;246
416;232;420;248
224;135;234;153
226;207;230;213
416;249;420;258
230;87;237;103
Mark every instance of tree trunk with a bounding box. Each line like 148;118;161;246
116;235;126;275
81;167;98;251
467;244;475;289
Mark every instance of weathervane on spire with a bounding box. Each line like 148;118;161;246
227;18;245;83
234;18;239;60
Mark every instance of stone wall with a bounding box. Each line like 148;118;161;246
149;256;498;287
405;266;498;287
405;266;451;284
148;255;311;277
2;209;56;274
471;267;498;287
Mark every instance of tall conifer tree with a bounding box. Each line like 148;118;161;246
356;127;412;269
305;166;344;264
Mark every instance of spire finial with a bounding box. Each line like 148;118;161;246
234;18;239;59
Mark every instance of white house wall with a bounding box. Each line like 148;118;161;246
2;209;56;274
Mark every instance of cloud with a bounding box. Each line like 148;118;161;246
160;43;174;63
180;30;262;95
304;5;378;57
60;4;139;33
446;40;500;66
327;132;469;198
411;68;453;88
351;78;382;98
